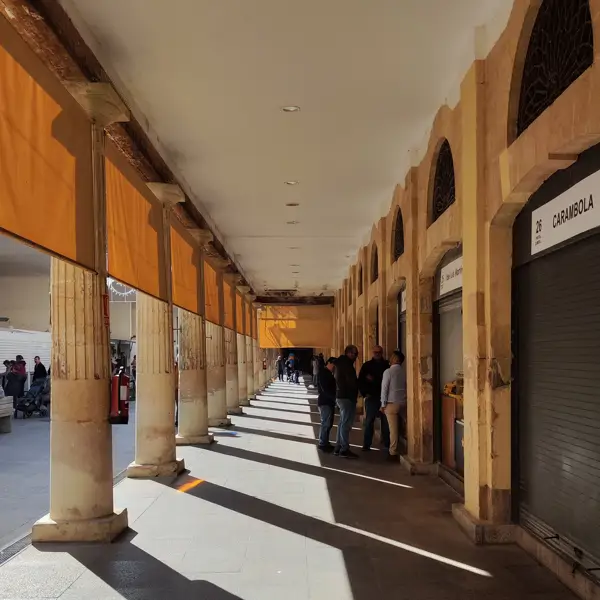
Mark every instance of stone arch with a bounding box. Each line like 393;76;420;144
429;138;457;225
357;263;363;297
509;0;594;143
391;207;405;263
370;243;379;283
385;276;405;356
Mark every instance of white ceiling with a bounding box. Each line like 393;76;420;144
60;0;513;295
0;234;50;277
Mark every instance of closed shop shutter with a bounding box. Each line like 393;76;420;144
514;232;600;564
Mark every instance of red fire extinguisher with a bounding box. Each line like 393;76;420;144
262;358;267;370
109;367;130;425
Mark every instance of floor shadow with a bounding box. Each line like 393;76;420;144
248;404;322;417
234;412;328;428
164;475;534;600
37;530;243;600
252;397;318;407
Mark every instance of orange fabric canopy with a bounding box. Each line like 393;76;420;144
235;293;244;335
223;281;234;330
171;221;201;314
0;17;94;268
204;261;220;325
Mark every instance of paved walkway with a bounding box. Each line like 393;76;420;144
0;379;575;599
0;404;136;550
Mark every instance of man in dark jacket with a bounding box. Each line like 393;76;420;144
358;345;390;451
317;357;337;451
333;344;360;458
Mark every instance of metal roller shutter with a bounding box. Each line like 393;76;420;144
514;232;600;566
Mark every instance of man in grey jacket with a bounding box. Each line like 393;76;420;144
333;345;359;459
380;350;407;460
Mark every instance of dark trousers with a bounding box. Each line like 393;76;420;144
278;370;284;381
363;396;390;449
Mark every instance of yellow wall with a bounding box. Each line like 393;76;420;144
259;305;333;349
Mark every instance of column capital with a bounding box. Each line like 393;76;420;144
224;272;243;286
147;183;185;207
187;227;214;248
236;285;251;296
65;82;130;126
207;256;231;271
252;302;262;310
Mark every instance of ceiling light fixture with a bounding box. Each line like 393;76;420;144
292;271;300;275
285;181;299;186
282;106;301;113
286;220;300;225
289;264;300;267
289;246;300;250
285;202;300;207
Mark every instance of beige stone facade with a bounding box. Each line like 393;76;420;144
332;0;600;530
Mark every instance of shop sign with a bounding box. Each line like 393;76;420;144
531;169;600;255
439;256;463;297
400;289;406;313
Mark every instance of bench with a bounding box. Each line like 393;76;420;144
0;396;12;433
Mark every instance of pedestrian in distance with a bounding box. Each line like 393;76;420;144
358;345;390;451
380;350;408;461
317;357;337;452
333;344;360;459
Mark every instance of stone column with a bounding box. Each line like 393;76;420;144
33;85;130;542
225;326;241;415
32;261;128;542
127;292;184;476
207;266;231;426
246;334;255;399
207;320;230;426
176;309;213;445
237;331;248;405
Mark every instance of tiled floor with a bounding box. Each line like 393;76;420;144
0;378;576;599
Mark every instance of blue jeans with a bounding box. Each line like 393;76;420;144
318;404;335;447
363;396;390;449
335;398;357;452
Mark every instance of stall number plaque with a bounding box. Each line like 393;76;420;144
531;168;600;255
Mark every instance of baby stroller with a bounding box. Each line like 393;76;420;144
14;378;48;418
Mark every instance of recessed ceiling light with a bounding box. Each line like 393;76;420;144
286;220;300;225
285;202;300;207
289;264;300;267
282;106;301;113
289;246;300;250
292;271;300;274
285;181;299;186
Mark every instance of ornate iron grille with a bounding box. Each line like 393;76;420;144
358;265;363;296
432;140;456;223
371;246;379;283
517;0;593;137
393;209;405;261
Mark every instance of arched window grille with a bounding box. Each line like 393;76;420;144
358;264;363;296
517;0;593;137
431;139;456;223
392;209;404;261
371;246;379;283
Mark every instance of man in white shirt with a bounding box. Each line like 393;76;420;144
380;350;407;461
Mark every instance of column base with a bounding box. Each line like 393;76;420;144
239;398;251;407
126;458;185;478
452;504;516;545
400;455;438;475
176;433;214;445
227;407;244;415
208;417;232;427
32;508;128;543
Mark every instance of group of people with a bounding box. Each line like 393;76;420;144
276;353;303;384
1;355;48;405
317;344;407;460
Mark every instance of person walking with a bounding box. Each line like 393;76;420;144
333;344;360;459
380;350;407;461
276;355;285;381
358;345;390;451
317;357;337;452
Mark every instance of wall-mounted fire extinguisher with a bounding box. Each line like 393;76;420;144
109;367;130;425
262;358;267;370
